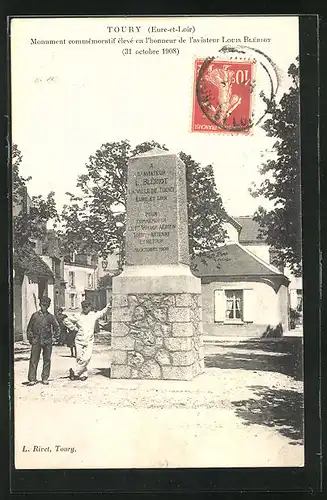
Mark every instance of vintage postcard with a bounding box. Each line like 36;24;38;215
10;16;304;470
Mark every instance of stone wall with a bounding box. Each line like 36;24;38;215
111;292;204;380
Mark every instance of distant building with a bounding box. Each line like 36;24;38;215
96;253;120;284
41;229;66;312
233;216;303;323
13;190;65;341
64;252;98;312
193;215;302;337
194;242;290;337
13;244;55;341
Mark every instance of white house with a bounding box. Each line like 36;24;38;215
193;214;301;337
194;240;290;338
64;253;98;312
233;216;303;322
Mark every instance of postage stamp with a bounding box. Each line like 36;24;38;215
192;58;255;134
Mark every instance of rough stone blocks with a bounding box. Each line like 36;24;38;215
168;307;191;323
110;350;127;364
164;337;193;351
111;292;203;381
172;323;194;337
171;351;195;366
162;365;194;381
110;365;131;379
175;294;194;307
111;336;135;350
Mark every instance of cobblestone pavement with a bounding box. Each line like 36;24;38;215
13;340;304;469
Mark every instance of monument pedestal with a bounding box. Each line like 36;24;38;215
111;265;204;380
110;148;204;380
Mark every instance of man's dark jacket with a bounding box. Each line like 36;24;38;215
27;311;60;345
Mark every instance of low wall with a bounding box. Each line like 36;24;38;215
203;323;271;338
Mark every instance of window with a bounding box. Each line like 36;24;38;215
69;293;76;309
87;273;93;289
225;290;243;320
214;288;253;323
68;271;75;287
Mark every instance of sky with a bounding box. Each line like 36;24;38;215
11;16;299;218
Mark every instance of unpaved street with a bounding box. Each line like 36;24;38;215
14;339;304;469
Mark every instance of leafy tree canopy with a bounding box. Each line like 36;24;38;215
12;144;59;249
250;58;301;275
60;140;227;267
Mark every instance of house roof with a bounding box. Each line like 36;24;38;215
193;243;282;278
222;212;243;232
14;244;54;281
233;216;266;244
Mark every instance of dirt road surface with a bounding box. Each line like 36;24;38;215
13;340;304;469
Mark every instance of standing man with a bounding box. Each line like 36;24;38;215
26;296;60;386
69;300;110;381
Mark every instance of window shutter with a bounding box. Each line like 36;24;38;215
214;290;225;322
243;289;254;322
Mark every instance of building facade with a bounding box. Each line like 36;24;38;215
13;190;64;341
13;245;55;341
233;216;303;325
64;253;98;312
194;241;290;338
41;229;66;313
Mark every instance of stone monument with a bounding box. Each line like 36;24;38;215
110;148;204;380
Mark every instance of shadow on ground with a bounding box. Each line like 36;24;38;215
14;355;30;362
232;385;304;443
205;338;303;381
14;346;30;353
94;367;111;378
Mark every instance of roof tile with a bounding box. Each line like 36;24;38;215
193;243;280;277
234;216;266;243
14;244;54;280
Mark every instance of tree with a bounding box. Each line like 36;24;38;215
250;58;301;275
12;144;59;249
60;140;226;267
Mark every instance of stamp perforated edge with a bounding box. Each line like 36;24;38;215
190;55;257;135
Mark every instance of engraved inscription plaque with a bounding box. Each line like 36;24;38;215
125;149;190;266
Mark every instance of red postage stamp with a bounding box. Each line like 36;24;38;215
192;58;255;134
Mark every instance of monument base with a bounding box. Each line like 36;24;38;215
111;266;204;381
